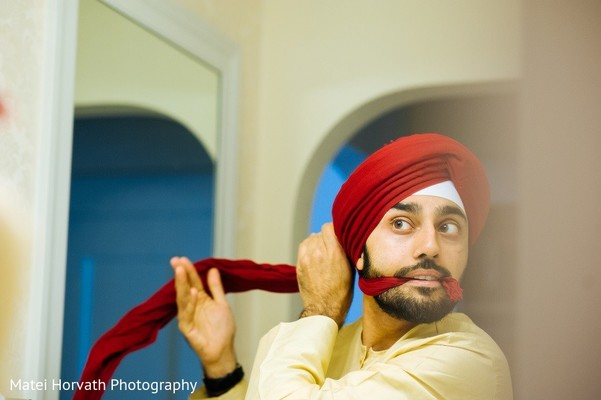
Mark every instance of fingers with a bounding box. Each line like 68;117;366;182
206;268;227;304
321;222;334;235
171;258;196;330
180;286;199;331
172;256;204;291
304;223;342;259
171;257;202;323
302;224;328;249
172;258;191;309
171;256;225;301
320;222;341;250
307;223;337;246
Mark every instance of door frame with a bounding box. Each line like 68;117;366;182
32;0;239;394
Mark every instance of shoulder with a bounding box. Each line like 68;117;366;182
408;313;509;369
432;313;508;358
387;313;513;399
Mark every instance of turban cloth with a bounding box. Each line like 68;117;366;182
74;259;298;399
75;133;489;399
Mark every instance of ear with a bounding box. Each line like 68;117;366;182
356;253;364;271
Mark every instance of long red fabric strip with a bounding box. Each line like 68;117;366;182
359;276;464;302
74;258;298;400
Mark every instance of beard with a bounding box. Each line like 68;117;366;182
359;249;457;323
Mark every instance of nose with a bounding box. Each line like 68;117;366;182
412;224;440;259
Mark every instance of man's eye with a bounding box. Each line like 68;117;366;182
440;222;459;234
392;219;411;231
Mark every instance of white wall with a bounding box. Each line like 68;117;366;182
0;0;72;397
76;0;219;157
255;0;520;263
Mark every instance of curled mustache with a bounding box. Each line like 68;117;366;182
393;258;452;280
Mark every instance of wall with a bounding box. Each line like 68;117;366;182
0;182;30;396
256;0;519;264
516;1;601;398
0;0;52;397
76;0;219;157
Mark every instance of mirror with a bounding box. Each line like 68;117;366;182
55;1;239;398
98;0;240;259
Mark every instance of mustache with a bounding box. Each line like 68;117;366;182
393;258;452;279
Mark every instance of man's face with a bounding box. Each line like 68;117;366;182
356;195;469;323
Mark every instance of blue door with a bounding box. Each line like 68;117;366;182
60;115;213;399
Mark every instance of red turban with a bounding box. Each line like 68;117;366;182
75;133;489;399
333;133;490;264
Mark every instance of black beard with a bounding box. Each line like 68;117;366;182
359;249;456;324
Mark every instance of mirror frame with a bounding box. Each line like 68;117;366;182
34;0;239;392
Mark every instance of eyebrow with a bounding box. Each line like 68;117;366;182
392;202;421;214
437;205;468;222
392;202;467;221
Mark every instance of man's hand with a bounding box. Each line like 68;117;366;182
296;223;354;328
171;256;237;378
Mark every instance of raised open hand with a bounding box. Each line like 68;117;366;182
171;256;237;378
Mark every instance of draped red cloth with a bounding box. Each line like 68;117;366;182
358;276;464;302
75;133;489;399
74;258;297;400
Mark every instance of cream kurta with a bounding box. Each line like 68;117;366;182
192;312;512;399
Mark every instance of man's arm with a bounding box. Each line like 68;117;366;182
172;222;353;399
245;223;357;399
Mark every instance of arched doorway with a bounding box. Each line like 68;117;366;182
60;112;214;400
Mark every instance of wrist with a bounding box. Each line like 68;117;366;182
203;363;244;397
202;352;237;379
300;305;346;328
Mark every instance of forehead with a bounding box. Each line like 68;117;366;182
388;195;467;220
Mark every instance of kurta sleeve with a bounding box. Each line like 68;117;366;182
189;379;247;400
245;315;512;400
245;316;339;400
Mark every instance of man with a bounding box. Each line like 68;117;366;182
172;133;513;399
